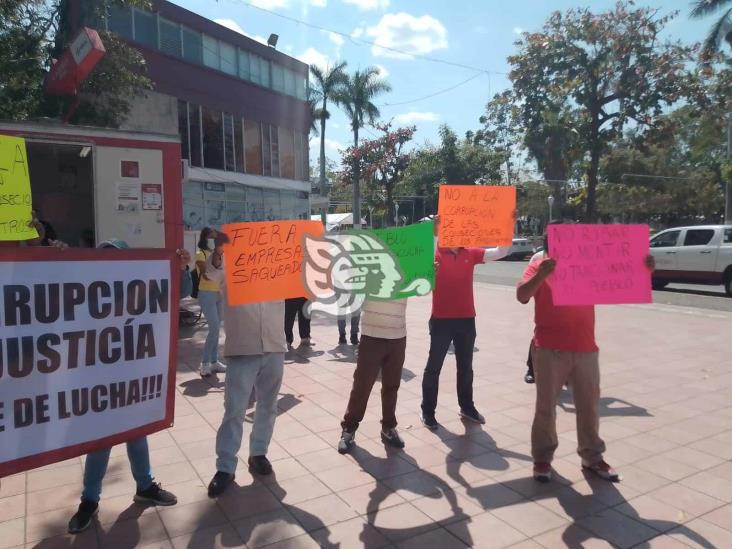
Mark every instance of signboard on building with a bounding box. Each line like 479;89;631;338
45;28;106;96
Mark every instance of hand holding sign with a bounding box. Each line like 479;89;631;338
548;224;652;306
437;185;515;248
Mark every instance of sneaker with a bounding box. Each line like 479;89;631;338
338;336;347;345
350;335;359;345
381;428;405;449
300;338;313;347
338;430;355;454
583;460;620;482
208;471;235;498
420;413;438;430
67;500;98;534
524;370;535;384
459;408;486;425
134;482;177;506
533;462;552;483
287;342;294;351
248;455;273;476
199;362;212;377
210;361;227;374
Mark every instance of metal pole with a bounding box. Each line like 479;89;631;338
726;114;732;224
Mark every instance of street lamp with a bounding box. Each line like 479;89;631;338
548;195;555;222
394;202;400;227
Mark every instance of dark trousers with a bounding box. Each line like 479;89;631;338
421;318;476;416
338;313;360;337
526;344;534;376
284;297;310;344
342;335;407;432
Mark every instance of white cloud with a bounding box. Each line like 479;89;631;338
343;0;389;10
394;111;439;124
374;64;390;78
214;18;267;44
513;26;524;35
297;47;331;69
310;136;346;153
351;27;365;39
328;32;345;47
249;0;289;8
311;0;328;6
364;13;448;59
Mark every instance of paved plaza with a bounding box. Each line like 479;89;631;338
2;283;732;548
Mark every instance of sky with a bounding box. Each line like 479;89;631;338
173;0;714;168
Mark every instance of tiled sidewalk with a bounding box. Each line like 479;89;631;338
3;283;732;548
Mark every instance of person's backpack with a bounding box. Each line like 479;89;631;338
190;268;201;298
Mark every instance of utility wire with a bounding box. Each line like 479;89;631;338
378;72;486;107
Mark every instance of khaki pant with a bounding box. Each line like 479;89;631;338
531;347;605;465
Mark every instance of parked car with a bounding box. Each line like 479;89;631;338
649;225;732;296
502;237;534;260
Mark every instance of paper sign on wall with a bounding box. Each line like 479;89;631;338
116;181;140;213
142;184;163;210
223;220;325;305
370;222;435;297
0;134;38;241
548;224;652;306
437;185;515;248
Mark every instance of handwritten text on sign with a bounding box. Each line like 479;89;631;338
224;220;325;305
0;256;174;476
370;221;434;297
0;134;38;241
548;224;652;306
438;185;515;248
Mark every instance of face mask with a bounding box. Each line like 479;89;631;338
207;238;215;249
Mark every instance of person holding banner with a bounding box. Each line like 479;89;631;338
67;239;181;534
420;214;513;430
203;233;287;497
337;298;408;454
196;227;227;377
516;228;656;483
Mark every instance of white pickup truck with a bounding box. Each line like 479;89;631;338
649;225;732;296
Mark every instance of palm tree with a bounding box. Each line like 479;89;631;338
691;0;732;60
309;62;348;196
336;67;391;228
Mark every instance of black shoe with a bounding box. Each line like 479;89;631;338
350;335;359;345
338;429;355;454
524;370;535;384
208;471;235;498
420;413;438;430
134;482;177;506
248;455;273;476
338;336;347;345
68;499;98;534
381;428;405;449
459;408;486;424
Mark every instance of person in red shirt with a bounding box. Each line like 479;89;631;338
517;228;655;483
420;215;512;429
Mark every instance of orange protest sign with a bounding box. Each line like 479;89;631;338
222;220;324;305
437;185;515;248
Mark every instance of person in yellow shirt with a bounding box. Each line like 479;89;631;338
196;227;227;377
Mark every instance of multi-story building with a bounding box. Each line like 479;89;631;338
70;0;312;231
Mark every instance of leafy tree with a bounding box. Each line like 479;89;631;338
476;90;524;184
339;123;415;226
691;0;732;60
335;67;391;228
508;2;695;221
0;0;152;127
309;61;347;196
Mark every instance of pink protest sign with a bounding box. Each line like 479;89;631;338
547;224;652;306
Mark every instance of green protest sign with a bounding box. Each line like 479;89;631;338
370;222;435;298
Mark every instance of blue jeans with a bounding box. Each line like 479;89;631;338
81;437;153;503
338;313;360;338
215;353;285;474
198;290;222;363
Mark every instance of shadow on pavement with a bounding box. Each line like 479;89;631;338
558;389;652;418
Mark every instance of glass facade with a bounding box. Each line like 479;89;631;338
102;6;308;101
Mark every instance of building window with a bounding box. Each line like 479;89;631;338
235;118;245;173
284;69;296;97
296;74;308;100
250;54;262;85
238;49;250;80
270;125;280;177
202;107;224;170
223;113;236;172
133;9;158;49
182;26;203;65
271;65;285;93
159;18;182;57
279;127;295;180
263;189;281;221
183;181;204;230
244;120;262;175
107;6;133;39
220;42;237;76
203;34;219;69
189;103;203;167
178;100;190;161
302;133;309;181
261;59;271;88
262;124;271;176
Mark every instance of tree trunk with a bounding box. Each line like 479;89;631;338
318;98;327;197
386;180;394;227
352;126;361;229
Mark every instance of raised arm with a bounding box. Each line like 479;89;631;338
516;258;556;304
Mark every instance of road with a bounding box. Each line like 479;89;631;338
475;258;732;313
